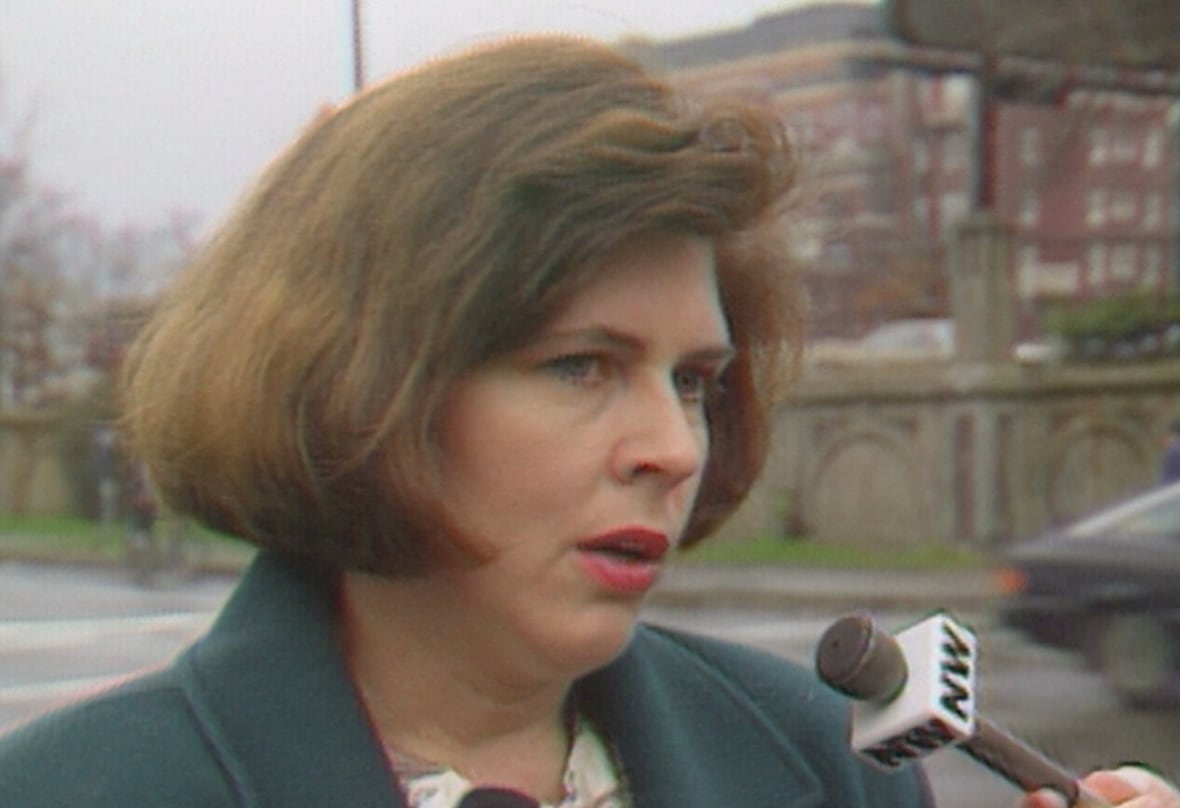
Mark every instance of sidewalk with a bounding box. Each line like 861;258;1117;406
650;564;999;614
0;535;1000;616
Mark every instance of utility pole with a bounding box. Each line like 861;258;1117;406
350;0;365;92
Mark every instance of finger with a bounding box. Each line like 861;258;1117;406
1077;766;1180;807
1080;770;1141;803
1111;766;1180;805
1019;788;1068;808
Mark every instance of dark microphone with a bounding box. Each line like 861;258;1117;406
816;611;1110;808
456;787;541;808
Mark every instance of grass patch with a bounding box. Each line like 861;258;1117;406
0;524;125;564
0;513;100;536
0;513;253;571
0;514;985;572
676;536;988;570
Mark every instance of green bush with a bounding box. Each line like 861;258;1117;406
677;536;986;569
1045;294;1180;361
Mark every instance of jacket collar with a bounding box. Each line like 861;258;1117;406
182;552;405;808
181;552;823;808
580;629;825;808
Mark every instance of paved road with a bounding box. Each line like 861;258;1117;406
2;561;1177;808
645;604;1179;808
0;562;228;732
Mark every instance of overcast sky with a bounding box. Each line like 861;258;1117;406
1;1;865;233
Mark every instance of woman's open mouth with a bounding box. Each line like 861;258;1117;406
575;528;669;594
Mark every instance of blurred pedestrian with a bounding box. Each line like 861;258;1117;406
91;424;119;527
1159;419;1180;484
122;458;160;582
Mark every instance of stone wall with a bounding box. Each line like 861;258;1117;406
1;359;1176;548
720;358;1180;548
0;411;74;516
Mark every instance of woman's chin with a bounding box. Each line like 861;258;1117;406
540;611;642;679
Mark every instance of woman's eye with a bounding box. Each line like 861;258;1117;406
543;354;606;386
673;367;717;403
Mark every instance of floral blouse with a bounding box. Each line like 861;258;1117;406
387;715;629;808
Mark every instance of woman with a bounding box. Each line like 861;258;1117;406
0;36;1174;808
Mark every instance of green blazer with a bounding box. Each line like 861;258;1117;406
0;553;931;807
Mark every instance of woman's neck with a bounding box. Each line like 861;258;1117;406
337;571;574;802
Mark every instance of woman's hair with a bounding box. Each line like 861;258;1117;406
119;35;802;575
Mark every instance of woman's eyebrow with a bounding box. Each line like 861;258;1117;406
686;345;737;364
535;326;734;361
525;326;640;354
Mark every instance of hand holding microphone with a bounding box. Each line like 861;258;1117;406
815;611;1111;807
1024;767;1180;808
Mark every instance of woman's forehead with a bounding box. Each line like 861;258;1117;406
535;235;727;340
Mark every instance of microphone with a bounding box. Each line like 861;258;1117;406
815;611;1111;808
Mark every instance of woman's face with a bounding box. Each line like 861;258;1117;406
427;233;733;681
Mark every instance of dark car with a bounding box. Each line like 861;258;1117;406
996;482;1180;707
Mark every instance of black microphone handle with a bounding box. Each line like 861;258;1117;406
963;717;1111;806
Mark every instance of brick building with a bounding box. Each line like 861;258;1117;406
624;2;1178;341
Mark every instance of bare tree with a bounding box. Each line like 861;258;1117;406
0;77;197;410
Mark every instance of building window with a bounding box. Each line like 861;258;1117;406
1111;129;1137;163
1088;128;1109;166
1143;129;1163;168
1143;193;1163;229
914;196;930;226
1110;243;1137;283
1019;127;1040;167
1019;188;1039;227
1088;243;1107;286
1087;189;1107;228
1144;246;1163;290
943;131;968;172
944;75;972;114
1017;247;1039;301
940;192;968;234
1110;190;1136;223
919;78;939;111
913;140;929;174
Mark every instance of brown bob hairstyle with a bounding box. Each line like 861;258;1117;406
119;35;802;576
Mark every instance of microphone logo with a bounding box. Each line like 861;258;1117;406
817;610;1108;803
849;613;979;769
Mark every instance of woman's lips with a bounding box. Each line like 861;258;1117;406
575;528;669;594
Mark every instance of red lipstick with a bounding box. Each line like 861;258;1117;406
576;528;670;594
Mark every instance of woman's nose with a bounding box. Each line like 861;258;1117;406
613;381;706;484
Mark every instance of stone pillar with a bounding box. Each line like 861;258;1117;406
949;212;1015;362
973;404;1003;546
